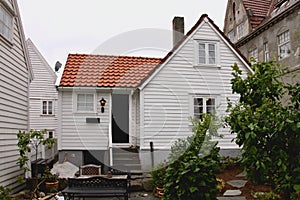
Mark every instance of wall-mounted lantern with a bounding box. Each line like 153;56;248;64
99;98;106;113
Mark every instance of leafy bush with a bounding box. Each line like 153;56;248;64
150;162;168;188
0;186;11;200
253;191;281;200
162;114;221;200
227;61;300;198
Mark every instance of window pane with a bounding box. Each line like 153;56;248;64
48;101;53;115
42;101;47;114
208;44;216;64
48;131;53;138
199;43;205;64
77;94;94;111
0;5;12;41
206;98;215;114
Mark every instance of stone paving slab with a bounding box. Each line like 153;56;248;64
227;180;248;188
217;197;246;200
235;171;247;178
223;189;242;196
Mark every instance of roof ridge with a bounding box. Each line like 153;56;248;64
68;53;163;60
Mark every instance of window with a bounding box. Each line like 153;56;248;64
48;131;54;138
42;100;53;115
77;94;94;112
0;4;13;41
193;97;216;120
249;48;258;62
263;42;269;62
197;42;217;65
228;30;234;42
237;23;244;40
277;30;290;60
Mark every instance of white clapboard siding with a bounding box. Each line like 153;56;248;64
27;39;58;136
141;20;250;150
59;91;110;150
0;0;31;191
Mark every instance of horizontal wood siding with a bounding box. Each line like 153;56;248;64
27;39;58;134
142;22;249;150
0;0;30;190
60;91;110;150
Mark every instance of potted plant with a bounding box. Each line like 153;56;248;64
43;167;59;191
17;129;56;198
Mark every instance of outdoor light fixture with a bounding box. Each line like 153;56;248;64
99;98;106;113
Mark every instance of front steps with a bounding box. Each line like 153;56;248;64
111;147;142;175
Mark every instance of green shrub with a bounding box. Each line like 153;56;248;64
151;162;168;188
253;191;281;200
227;61;300;198
162;114;221;200
0;186;12;200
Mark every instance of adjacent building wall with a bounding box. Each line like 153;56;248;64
0;0;31;191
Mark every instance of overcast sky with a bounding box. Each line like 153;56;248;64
17;0;228;69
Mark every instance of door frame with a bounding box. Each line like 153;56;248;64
109;91;132;148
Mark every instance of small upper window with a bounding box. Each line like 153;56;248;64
77;94;94;112
42;100;53;115
193;96;216;120
277;30;290;60
228;30;234;42
249;48;258;63
197;42;217;65
0;4;13;42
237;23;244;40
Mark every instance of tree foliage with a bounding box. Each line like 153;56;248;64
227;61;300;198
162;114;221;200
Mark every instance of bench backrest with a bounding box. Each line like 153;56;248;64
68;176;128;189
79;164;101;176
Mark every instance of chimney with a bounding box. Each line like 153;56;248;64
172;16;185;47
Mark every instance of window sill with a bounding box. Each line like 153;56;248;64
193;64;221;69
40;114;55;117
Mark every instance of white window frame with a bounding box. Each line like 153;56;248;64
263;42;269;62
277;30;290;60
0;2;13;42
195;40;220;67
41;100;54;115
190;95;217;120
237;23;244;40
76;93;95;113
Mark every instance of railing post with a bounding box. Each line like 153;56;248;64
150;142;154;168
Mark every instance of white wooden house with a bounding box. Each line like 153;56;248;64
27;39;58;162
0;0;32;190
57;14;252;172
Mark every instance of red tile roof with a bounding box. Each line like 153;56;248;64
242;0;273;29
59;54;162;88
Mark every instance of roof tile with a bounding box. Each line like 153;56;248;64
59;54;162;88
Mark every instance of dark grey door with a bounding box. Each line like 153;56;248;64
112;94;129;143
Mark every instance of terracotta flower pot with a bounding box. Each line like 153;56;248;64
45;180;59;189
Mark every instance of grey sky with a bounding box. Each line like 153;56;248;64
18;0;227;69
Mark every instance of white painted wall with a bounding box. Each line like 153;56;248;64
141;20;250;150
0;0;31;190
58;90;111;150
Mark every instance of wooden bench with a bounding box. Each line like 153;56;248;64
62;175;129;200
